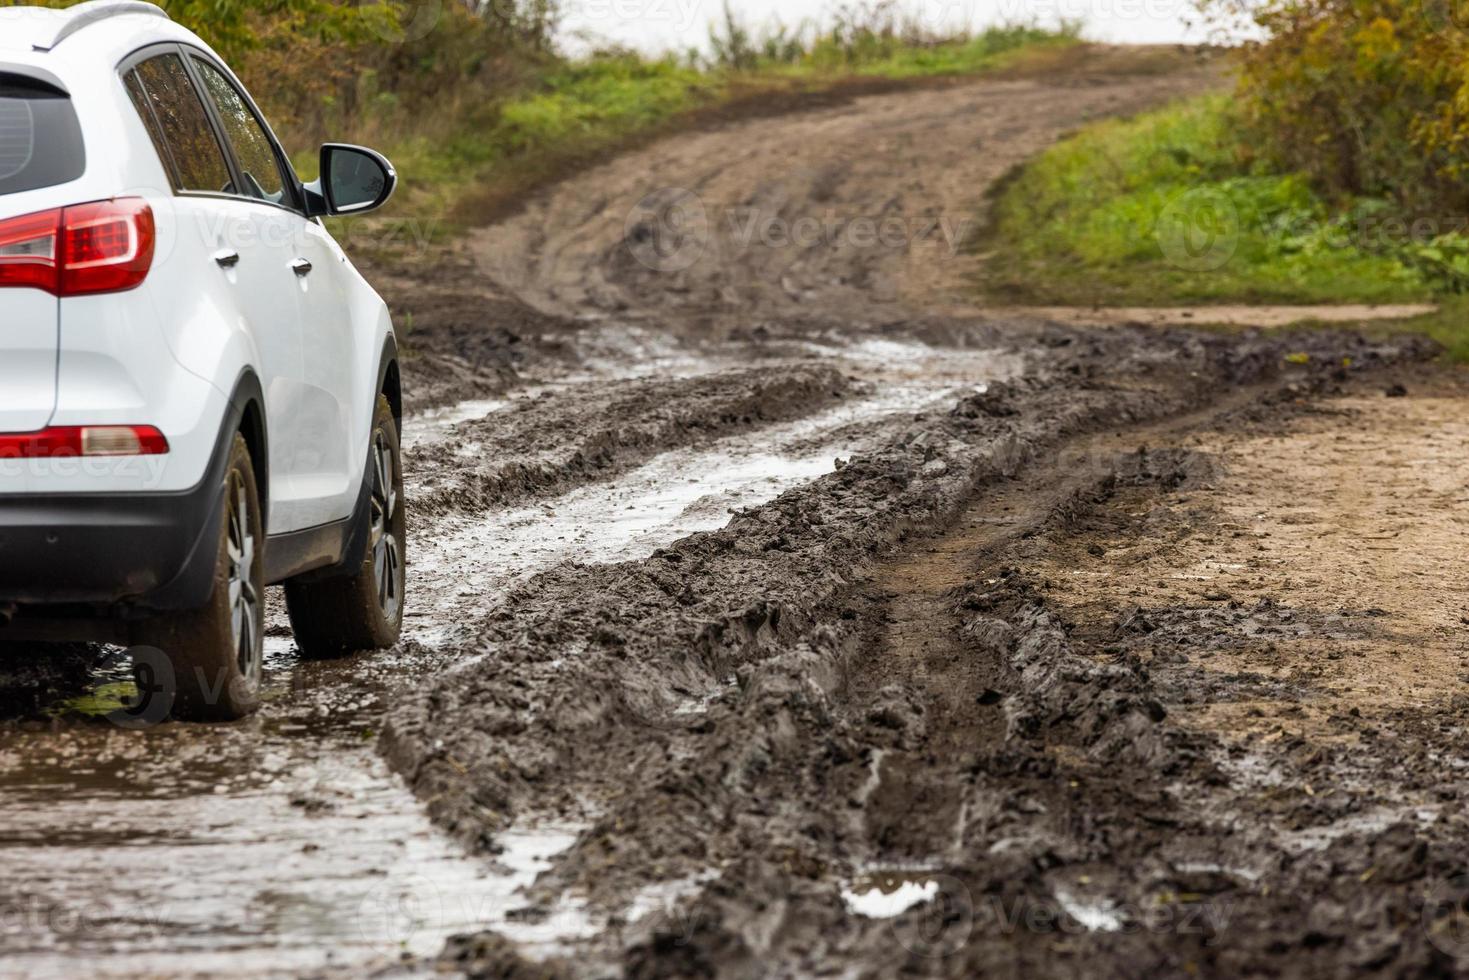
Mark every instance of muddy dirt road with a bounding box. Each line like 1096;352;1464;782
4;45;1468;979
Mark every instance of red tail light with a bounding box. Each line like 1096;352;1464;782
0;209;59;291
0;198;155;296
0;425;169;458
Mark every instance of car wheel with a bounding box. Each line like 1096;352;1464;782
284;395;406;659
138;433;264;721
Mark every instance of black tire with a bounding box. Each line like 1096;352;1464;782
138;434;264;721
284;395;406;659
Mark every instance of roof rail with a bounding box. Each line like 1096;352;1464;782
31;0;169;52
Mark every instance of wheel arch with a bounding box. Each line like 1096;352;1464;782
225;369;268;524
376;335;401;433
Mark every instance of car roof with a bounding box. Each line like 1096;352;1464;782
0;2;215;70
0;7;69;53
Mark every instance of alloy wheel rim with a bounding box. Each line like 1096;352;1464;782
370;431;403;623
226;472;261;682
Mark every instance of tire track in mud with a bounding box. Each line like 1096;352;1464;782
839;385;1281;882
11;47;1439;980
400;341;1025;647
383;328;1433;977
0;338;1017;978
405;365;854;520
809;371;1469;979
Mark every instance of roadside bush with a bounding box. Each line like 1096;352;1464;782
1222;0;1469;216
2;0;1075;230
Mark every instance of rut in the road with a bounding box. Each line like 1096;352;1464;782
406;365;853;518
382;325;1429;977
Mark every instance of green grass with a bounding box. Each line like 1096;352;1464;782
773;24;1078;79
978;94;1445;307
375;55;720;227
309;25;1079;240
49;681;135;719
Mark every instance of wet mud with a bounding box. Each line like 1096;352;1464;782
381;329;1449;979
6;46;1467;980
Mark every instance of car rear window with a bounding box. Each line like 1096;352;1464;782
0;72;84;195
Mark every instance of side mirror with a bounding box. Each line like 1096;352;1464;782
304;144;397;217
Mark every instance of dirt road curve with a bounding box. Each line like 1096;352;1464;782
4;46;1468;979
474;46;1220;333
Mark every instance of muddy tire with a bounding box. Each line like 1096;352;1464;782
138;434;264;722
284;396;406;659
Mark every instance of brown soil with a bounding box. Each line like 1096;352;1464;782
7;44;1469;980
469;50;1226;340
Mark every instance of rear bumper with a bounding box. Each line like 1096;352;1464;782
0;406;235;621
0;483;222;613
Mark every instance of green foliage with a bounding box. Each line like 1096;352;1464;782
980;95;1442;306
0;0;396;63
1;0;1074;238
495;56;713;151
704;3;1078;78
1219;0;1469;216
363;52;716;221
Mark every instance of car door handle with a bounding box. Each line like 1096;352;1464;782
213;249;240;269
290;258;313;278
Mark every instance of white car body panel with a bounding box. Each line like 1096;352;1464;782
0;288;58;432
0;7;395;537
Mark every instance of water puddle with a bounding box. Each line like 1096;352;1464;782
401;397;511;450
842;871;942;919
1052;887;1125;932
4;336;1018;976
0;634;603;978
407;379;988;646
402;336;1023;454
1277;805;1438;853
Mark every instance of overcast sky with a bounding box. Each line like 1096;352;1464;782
557;0;1228;56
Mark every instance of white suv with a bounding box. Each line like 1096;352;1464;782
0;1;407;720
